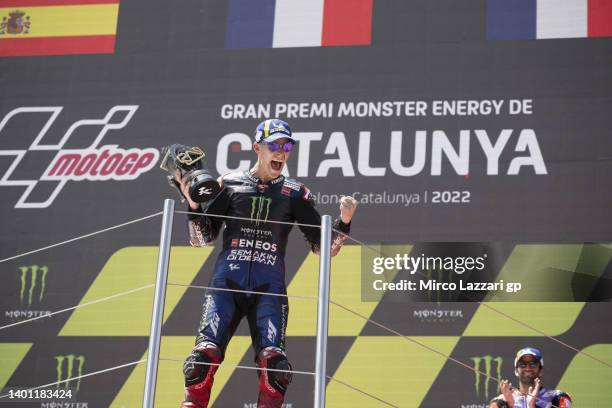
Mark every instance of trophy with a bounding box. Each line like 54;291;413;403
160;144;221;203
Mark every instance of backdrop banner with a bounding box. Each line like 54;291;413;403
1;1;610;407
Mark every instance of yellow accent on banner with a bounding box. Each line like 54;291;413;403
60;246;213;336
327;336;459;407
483;244;611;302
287;245;409;337
557;343;612;406
0;343;32;390
463;302;585;337
0;4;119;38
110;336;252;408
464;244;612;336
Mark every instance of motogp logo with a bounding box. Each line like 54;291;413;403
0;105;159;208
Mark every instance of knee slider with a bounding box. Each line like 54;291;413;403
257;347;293;394
183;342;222;387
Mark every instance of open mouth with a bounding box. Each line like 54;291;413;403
271;160;283;171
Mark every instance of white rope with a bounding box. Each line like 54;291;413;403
0;284;154;331
329;299;564;408
0;204;600;408
0;359;147;400
339;233;612;369
327;376;399;408
0;212;162;263
167;283;316;300
159;358;315;376
159;358;399;407
176;210;321;229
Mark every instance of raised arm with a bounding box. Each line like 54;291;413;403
291;186;357;256
178;173;230;247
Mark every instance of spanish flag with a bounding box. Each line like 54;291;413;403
0;0;120;57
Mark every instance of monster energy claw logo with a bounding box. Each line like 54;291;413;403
471;355;502;400
55;354;85;391
19;265;48;306
250;196;271;225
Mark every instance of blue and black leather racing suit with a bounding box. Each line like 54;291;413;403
187;171;350;354
490;387;572;408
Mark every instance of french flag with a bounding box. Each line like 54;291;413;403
487;0;612;40
225;0;373;48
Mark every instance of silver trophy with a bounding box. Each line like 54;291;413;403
160;144;220;203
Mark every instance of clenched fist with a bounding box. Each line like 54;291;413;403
339;195;357;224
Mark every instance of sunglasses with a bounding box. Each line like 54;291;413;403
517;361;540;369
263;141;295;153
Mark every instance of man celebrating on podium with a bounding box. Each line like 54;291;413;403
177;118;357;408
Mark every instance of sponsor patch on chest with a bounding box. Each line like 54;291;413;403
282;180;301;192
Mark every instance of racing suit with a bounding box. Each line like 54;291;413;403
490;387;572;408
183;171;349;407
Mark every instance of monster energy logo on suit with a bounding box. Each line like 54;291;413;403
19;265;48;306
471;355;503;400
250;196;271;225
55;354;85;391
